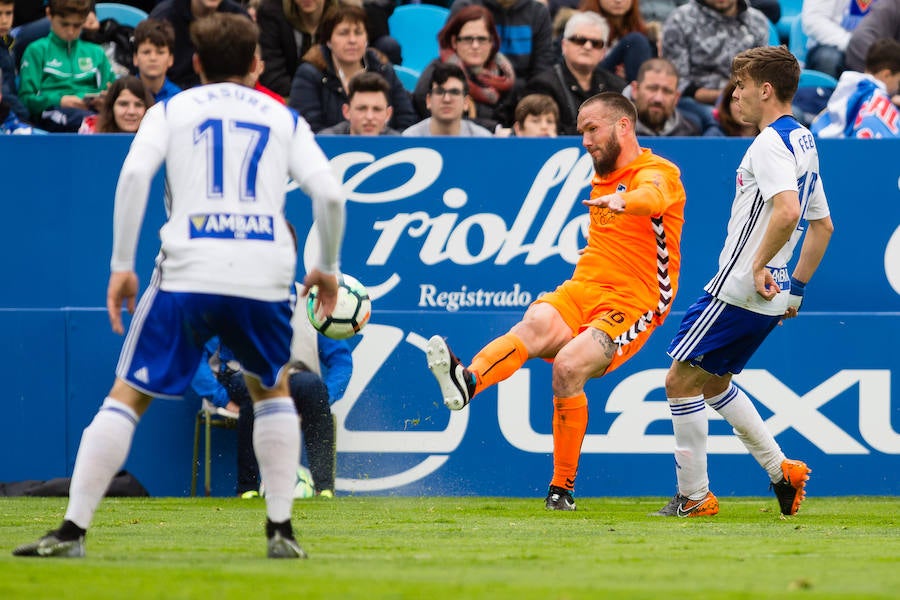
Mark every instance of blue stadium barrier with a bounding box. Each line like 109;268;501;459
1;135;898;497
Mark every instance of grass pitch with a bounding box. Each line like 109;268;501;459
1;496;897;599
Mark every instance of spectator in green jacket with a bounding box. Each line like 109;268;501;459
18;0;115;132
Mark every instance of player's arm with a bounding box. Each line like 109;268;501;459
287;117;346;317
301;172;344;321
108;105;167;334
752;190;801;301
783;215;834;319
581;169;678;215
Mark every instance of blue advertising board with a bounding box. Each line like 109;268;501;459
0;135;898;498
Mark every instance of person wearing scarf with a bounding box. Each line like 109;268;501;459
412;5;518;132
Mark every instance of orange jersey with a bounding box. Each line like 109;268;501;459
573;148;686;317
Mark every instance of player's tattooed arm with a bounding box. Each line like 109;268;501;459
590;328;617;362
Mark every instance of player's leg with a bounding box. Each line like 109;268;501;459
699;325;811;516
654;358;719;517
289;370;336;495
14;286;195;557
426;293;573;410
654;293;730;517
243;372;305;558
12;380;152;558
222;295;305;558
543;326;613;510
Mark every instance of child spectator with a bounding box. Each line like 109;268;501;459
512;93;559;136
132;18;182;103
78;75;152;133
812;38;900;138
18;0;115;132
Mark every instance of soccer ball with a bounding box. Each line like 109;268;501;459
306;273;371;340
259;465;316;499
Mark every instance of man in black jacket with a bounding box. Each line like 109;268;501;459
524;10;624;135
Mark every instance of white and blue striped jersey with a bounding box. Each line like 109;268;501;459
111;82;343;302
704;116;830;316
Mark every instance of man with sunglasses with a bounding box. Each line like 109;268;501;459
402;62;493;136
524;11;625;135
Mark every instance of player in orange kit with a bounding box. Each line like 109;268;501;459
426;92;687;510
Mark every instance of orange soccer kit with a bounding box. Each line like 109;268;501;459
468;148;687;491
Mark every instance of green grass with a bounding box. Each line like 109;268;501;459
1;496;898;599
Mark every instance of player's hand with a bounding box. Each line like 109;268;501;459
302;269;339;322
782;277;806;321
754;268;779;301
583;193;626;213
107;271;139;334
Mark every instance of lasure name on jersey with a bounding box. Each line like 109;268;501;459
189;213;275;240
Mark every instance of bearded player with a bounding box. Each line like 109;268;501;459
426;92;688;510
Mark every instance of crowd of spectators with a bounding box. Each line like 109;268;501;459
1;0;898;138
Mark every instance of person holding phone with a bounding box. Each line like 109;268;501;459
18;0;115;132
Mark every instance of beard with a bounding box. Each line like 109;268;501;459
638;104;668;130
591;133;621;177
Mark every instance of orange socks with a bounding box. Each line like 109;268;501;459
469;333;529;395
550;393;588;491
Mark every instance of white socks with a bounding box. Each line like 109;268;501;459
707;384;785;483
65;398;139;530
668;394;709;500
253;398;300;523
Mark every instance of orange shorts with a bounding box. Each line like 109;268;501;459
535;278;664;374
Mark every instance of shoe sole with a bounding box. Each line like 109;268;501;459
426;335;466;410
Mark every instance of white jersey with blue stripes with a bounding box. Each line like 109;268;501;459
112;82;336;301
704;115;830;316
